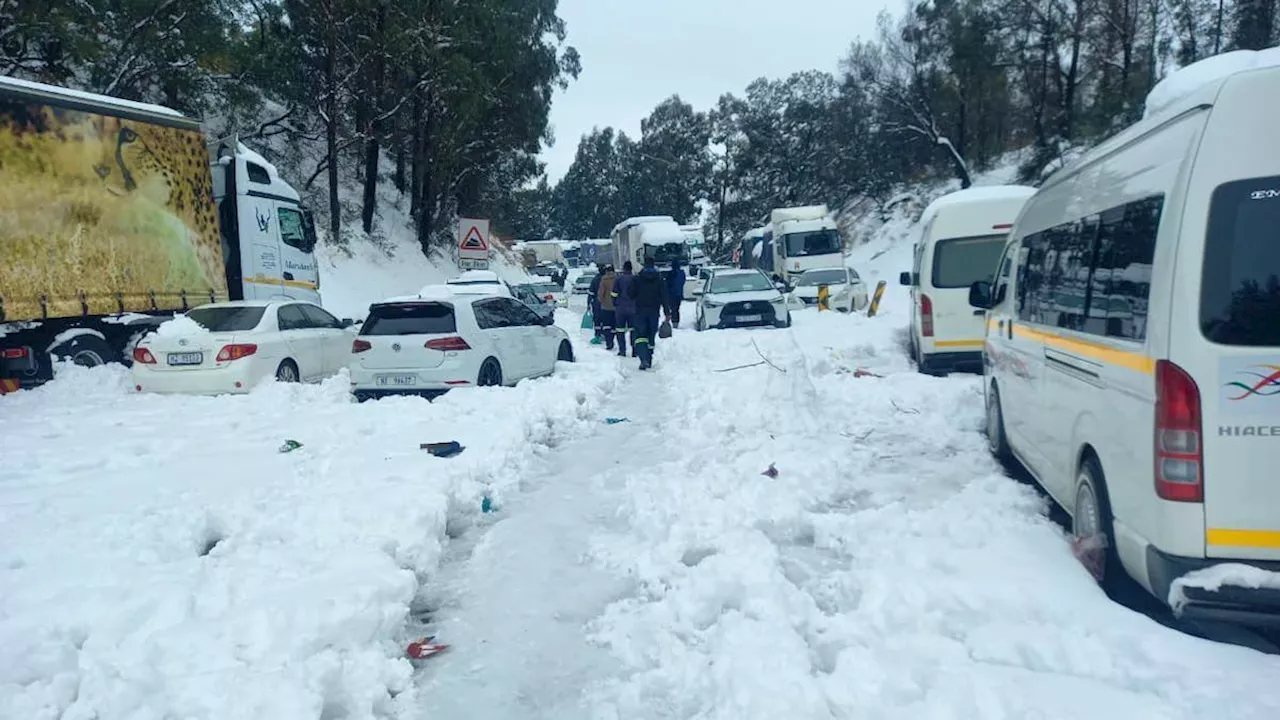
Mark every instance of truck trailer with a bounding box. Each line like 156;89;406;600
611;216;691;274
0;76;320;390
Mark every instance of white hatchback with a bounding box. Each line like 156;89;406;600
349;286;575;401
693;269;791;331
132;301;355;395
786;267;868;312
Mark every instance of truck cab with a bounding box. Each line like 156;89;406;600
764;205;844;283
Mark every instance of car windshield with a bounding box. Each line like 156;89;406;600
575;276;594;286
796;269;847;286
531;283;561;294
932;234;1008;288
361;303;456;335
783;230;841;257
708;273;773;294
186;306;266;332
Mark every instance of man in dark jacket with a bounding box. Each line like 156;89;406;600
587;263;605;341
628;257;672;370
612;261;637;357
665;260;687;328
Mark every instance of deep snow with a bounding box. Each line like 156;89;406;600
5;198;1280;719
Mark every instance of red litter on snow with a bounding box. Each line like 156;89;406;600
406;637;449;659
853;367;882;378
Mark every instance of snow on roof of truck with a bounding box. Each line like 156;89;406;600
919;185;1037;227
0;75;190;122
612;216;675;234
635;220;687;246
1144;47;1280;120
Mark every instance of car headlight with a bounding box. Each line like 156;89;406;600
770;296;785;305
704;299;723;308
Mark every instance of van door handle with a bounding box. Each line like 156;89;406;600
973;309;985;316
1006;319;1013;340
283;272;295;281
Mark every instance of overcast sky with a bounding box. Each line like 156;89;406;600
539;0;892;183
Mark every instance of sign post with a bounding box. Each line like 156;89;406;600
457;218;490;270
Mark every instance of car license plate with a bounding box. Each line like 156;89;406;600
376;374;417;387
737;314;762;323
167;352;203;366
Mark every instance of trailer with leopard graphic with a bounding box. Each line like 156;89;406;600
0;76;321;389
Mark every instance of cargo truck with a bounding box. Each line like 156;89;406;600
0;76;320;390
759;204;843;283
611;216;691;274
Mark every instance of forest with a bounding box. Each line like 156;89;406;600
2;0;1278;259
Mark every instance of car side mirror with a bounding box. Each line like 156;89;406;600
968;281;993;309
340;318;355;328
899;271;912;286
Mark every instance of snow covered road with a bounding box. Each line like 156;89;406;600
5;261;1280;719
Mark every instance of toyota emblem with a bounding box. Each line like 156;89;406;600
391;343;402;352
178;338;188;346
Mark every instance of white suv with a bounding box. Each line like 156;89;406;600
349;286;573;401
694;269;791;331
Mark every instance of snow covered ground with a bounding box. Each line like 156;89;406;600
5;214;1280;719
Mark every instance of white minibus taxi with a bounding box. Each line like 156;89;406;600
969;55;1280;624
901;186;1036;374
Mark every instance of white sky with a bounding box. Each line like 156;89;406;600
540;0;892;183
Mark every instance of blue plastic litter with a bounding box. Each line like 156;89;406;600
421;441;465;458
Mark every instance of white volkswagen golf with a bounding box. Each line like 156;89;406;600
131;300;356;395
349;286;575;401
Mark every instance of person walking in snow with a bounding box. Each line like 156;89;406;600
587;263;606;341
628;257;673;371
612;261;637;357
595;265;618;351
665;259;687;329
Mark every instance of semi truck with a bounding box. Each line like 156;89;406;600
611;216;691;274
759;204;843;283
0;76;320;390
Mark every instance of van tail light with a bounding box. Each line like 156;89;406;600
132;347;157;364
1155;360;1203;503
215;344;257;362
425;336;471;352
920;294;935;337
352;339;372;354
993;223;1013;230
2;347;29;360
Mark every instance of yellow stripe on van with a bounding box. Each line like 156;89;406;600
1011;325;1155;375
1207;528;1280;549
934;339;985;349
245;275;319;291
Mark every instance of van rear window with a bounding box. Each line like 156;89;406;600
1201;177;1280;346
931;234;1007;288
360;303;456;336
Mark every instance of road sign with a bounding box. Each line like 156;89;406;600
458;257;489;270
458;218;490;264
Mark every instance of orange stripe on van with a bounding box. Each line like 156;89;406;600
244;275;320;291
1207;528;1280;549
1011;325;1155;375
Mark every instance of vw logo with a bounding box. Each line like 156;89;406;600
391;343;402;352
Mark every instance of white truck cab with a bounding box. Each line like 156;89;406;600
971;49;1280;625
762;205;844;283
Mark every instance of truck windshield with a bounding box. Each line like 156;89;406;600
1202;176;1280;346
187;306;266;332
783;230;841;257
644;243;690;265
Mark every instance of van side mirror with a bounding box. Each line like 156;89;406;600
899;271;912;287
968;281;993;309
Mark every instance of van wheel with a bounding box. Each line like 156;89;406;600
276;360;299;383
478;358;503;387
985;384;1012;462
1072;456;1128;592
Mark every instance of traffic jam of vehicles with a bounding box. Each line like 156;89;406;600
3;57;1279;664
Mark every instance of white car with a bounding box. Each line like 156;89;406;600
445;270;513;298
528;281;568;307
572;273;597;295
685;264;729;300
786;267;869;312
349;285;575;401
693;269;791;331
132;300;355;395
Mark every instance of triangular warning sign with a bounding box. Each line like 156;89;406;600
460;226;488;251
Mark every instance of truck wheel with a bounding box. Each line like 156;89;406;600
49;334;112;369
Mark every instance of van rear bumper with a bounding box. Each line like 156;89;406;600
1147;547;1280;627
919;350;983;375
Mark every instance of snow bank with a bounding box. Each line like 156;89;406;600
0;332;621;719
154;315;210;338
1170;564;1280;612
1145;48;1280;120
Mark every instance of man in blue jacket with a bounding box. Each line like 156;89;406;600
612;261;637;357
665;260;686;328
628;257;673;370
